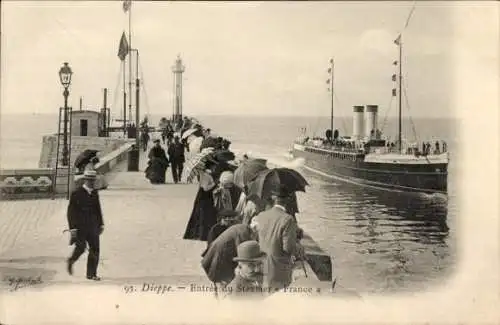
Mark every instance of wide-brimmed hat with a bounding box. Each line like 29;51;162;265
82;170;97;179
233;240;266;262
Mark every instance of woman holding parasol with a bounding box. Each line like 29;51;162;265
182;148;237;241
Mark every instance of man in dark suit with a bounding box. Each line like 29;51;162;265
201;221;257;296
253;185;300;292
66;170;104;281
167;135;185;183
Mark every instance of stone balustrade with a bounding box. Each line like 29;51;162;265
1;142;134;201
0;169;54;200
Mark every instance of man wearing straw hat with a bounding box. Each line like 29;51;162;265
66;170;104;281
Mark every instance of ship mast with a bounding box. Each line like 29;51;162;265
327;58;334;139
397;35;402;152
393;34;403;152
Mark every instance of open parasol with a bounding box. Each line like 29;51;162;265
213;150;235;163
199;137;219;150
183;148;217;183
182;128;202;140
233;158;269;189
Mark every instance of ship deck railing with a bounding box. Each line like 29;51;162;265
296;140;448;157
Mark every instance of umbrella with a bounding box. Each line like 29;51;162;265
74;149;99;170
183;149;217;183
233;159;269;189
182;128;202;140
199;137;217;150
214;150;235;163
246;168;309;201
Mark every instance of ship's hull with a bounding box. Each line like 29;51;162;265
292;144;448;194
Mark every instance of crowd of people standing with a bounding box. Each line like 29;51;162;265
180;133;307;299
65;116;309;297
143;117;196;184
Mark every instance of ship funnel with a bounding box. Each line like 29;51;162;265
365;105;379;140
352;105;364;141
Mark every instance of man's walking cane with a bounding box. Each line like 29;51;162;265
213;281;219;299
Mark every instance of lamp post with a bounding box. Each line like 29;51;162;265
58;62;73;166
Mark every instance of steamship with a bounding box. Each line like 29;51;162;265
291;36;449;194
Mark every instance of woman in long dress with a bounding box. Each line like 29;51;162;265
183;164;219;241
212;171;243;215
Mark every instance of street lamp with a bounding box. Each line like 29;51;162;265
58;62;72;166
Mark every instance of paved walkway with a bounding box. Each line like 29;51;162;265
0;150;212;290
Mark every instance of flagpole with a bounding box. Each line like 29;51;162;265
128;1;133;128
123;59;127;134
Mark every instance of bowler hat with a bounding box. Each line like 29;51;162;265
270;184;292;198
233;240;266;262
83;170;97;179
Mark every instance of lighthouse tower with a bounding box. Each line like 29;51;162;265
171;54;185;126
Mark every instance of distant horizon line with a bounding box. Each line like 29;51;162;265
1;112;459;119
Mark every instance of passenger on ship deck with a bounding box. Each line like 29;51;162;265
145;139;169;184
434;141;440;154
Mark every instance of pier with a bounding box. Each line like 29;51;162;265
0;147;340;295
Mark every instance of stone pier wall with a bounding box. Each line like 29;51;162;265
38;135;132;169
1;142;134;201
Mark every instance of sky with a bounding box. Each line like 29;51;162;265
0;1;498;118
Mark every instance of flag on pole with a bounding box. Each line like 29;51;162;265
393;60;398;65
123;0;132;12
392;74;397;82
394;34;401;45
118;32;129;61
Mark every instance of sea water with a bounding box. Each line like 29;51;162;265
0;113;458;293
